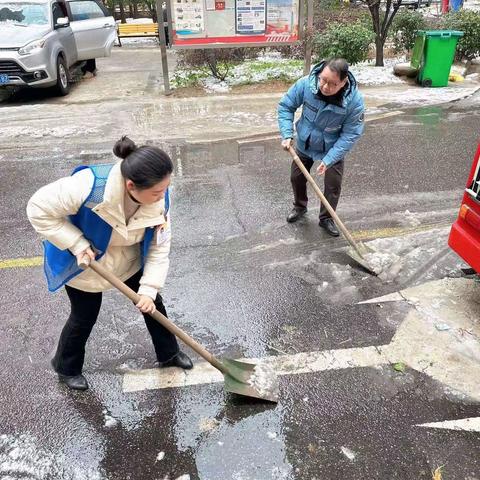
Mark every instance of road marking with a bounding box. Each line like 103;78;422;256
0;256;42;269
417;418;480;432
358;292;404;304
366;110;404;122
122;345;395;393
0;222;450;271
124;278;480;399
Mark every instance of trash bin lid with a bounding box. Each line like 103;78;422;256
416;30;464;38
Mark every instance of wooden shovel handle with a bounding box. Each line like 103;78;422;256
79;258;227;374
287;146;364;257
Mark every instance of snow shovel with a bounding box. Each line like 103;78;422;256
79;258;279;403
287;146;378;275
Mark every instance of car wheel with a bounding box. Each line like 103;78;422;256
55;56;70;96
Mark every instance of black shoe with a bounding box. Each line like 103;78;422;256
57;373;89;390
51;359;88;390
319;218;340;237
287;207;307;223
160;351;193;370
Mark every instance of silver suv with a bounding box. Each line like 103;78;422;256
0;0;116;95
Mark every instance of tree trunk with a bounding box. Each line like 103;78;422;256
133;2;138;17
118;1;126;23
128;3;133;16
375;36;384;66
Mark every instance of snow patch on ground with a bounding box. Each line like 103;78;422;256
202;53;303;93
364;226;466;283
367;83;480;107
239;237;301;254
0;434;104;480
103;410;118;428
341;446;357;461
264;252;362;304
200;54;410;92
0;125;99;138
350;58;407;86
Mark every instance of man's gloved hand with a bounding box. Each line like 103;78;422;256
281;138;293;150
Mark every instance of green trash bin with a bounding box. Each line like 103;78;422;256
410;30;463;87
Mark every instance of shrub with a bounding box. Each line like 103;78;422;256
314;21;374;65
442;10;480;60
390;10;427;53
176;48;255;81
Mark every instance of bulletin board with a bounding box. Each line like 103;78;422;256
167;0;302;48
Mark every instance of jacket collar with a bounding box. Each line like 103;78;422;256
92;162;167;237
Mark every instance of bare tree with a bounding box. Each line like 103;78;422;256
362;0;402;66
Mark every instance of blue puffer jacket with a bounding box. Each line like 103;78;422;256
278;61;365;167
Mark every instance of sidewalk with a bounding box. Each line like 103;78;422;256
118;79;480;144
1;47;479;146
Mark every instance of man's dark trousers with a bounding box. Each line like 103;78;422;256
290;149;344;220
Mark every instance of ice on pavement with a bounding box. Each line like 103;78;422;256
363;250;402;276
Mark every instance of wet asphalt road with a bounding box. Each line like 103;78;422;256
1;71;480;478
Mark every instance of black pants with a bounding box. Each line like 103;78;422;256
290;149;344;221
52;269;179;376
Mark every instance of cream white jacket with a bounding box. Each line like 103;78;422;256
26;162;171;299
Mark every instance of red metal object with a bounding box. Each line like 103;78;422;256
442;0;449;13
448;143;480;272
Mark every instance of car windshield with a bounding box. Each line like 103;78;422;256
0;2;49;25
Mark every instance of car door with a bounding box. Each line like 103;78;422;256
52;1;77;66
67;0;115;60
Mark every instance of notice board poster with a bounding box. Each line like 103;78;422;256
236;0;266;35
169;0;299;47
173;0;205;34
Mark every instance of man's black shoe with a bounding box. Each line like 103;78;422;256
319;218;340;237
287;207;307;223
160;351;193;370
57;373;89;390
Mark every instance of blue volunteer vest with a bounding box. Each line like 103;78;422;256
43;164;169;292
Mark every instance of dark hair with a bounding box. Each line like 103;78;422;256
325;58;349;81
113;136;173;189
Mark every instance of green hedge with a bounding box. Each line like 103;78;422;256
314;22;374;65
391;10;427;53
442;10;480;60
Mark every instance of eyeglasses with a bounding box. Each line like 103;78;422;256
319;75;342;89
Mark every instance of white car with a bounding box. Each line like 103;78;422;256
0;0;116;95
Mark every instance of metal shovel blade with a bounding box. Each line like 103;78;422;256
346;241;379;276
222;358;279;403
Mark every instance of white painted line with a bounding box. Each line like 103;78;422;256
366;110;404;122
417;417;480;433
122;345;393;393
358;292;404;304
